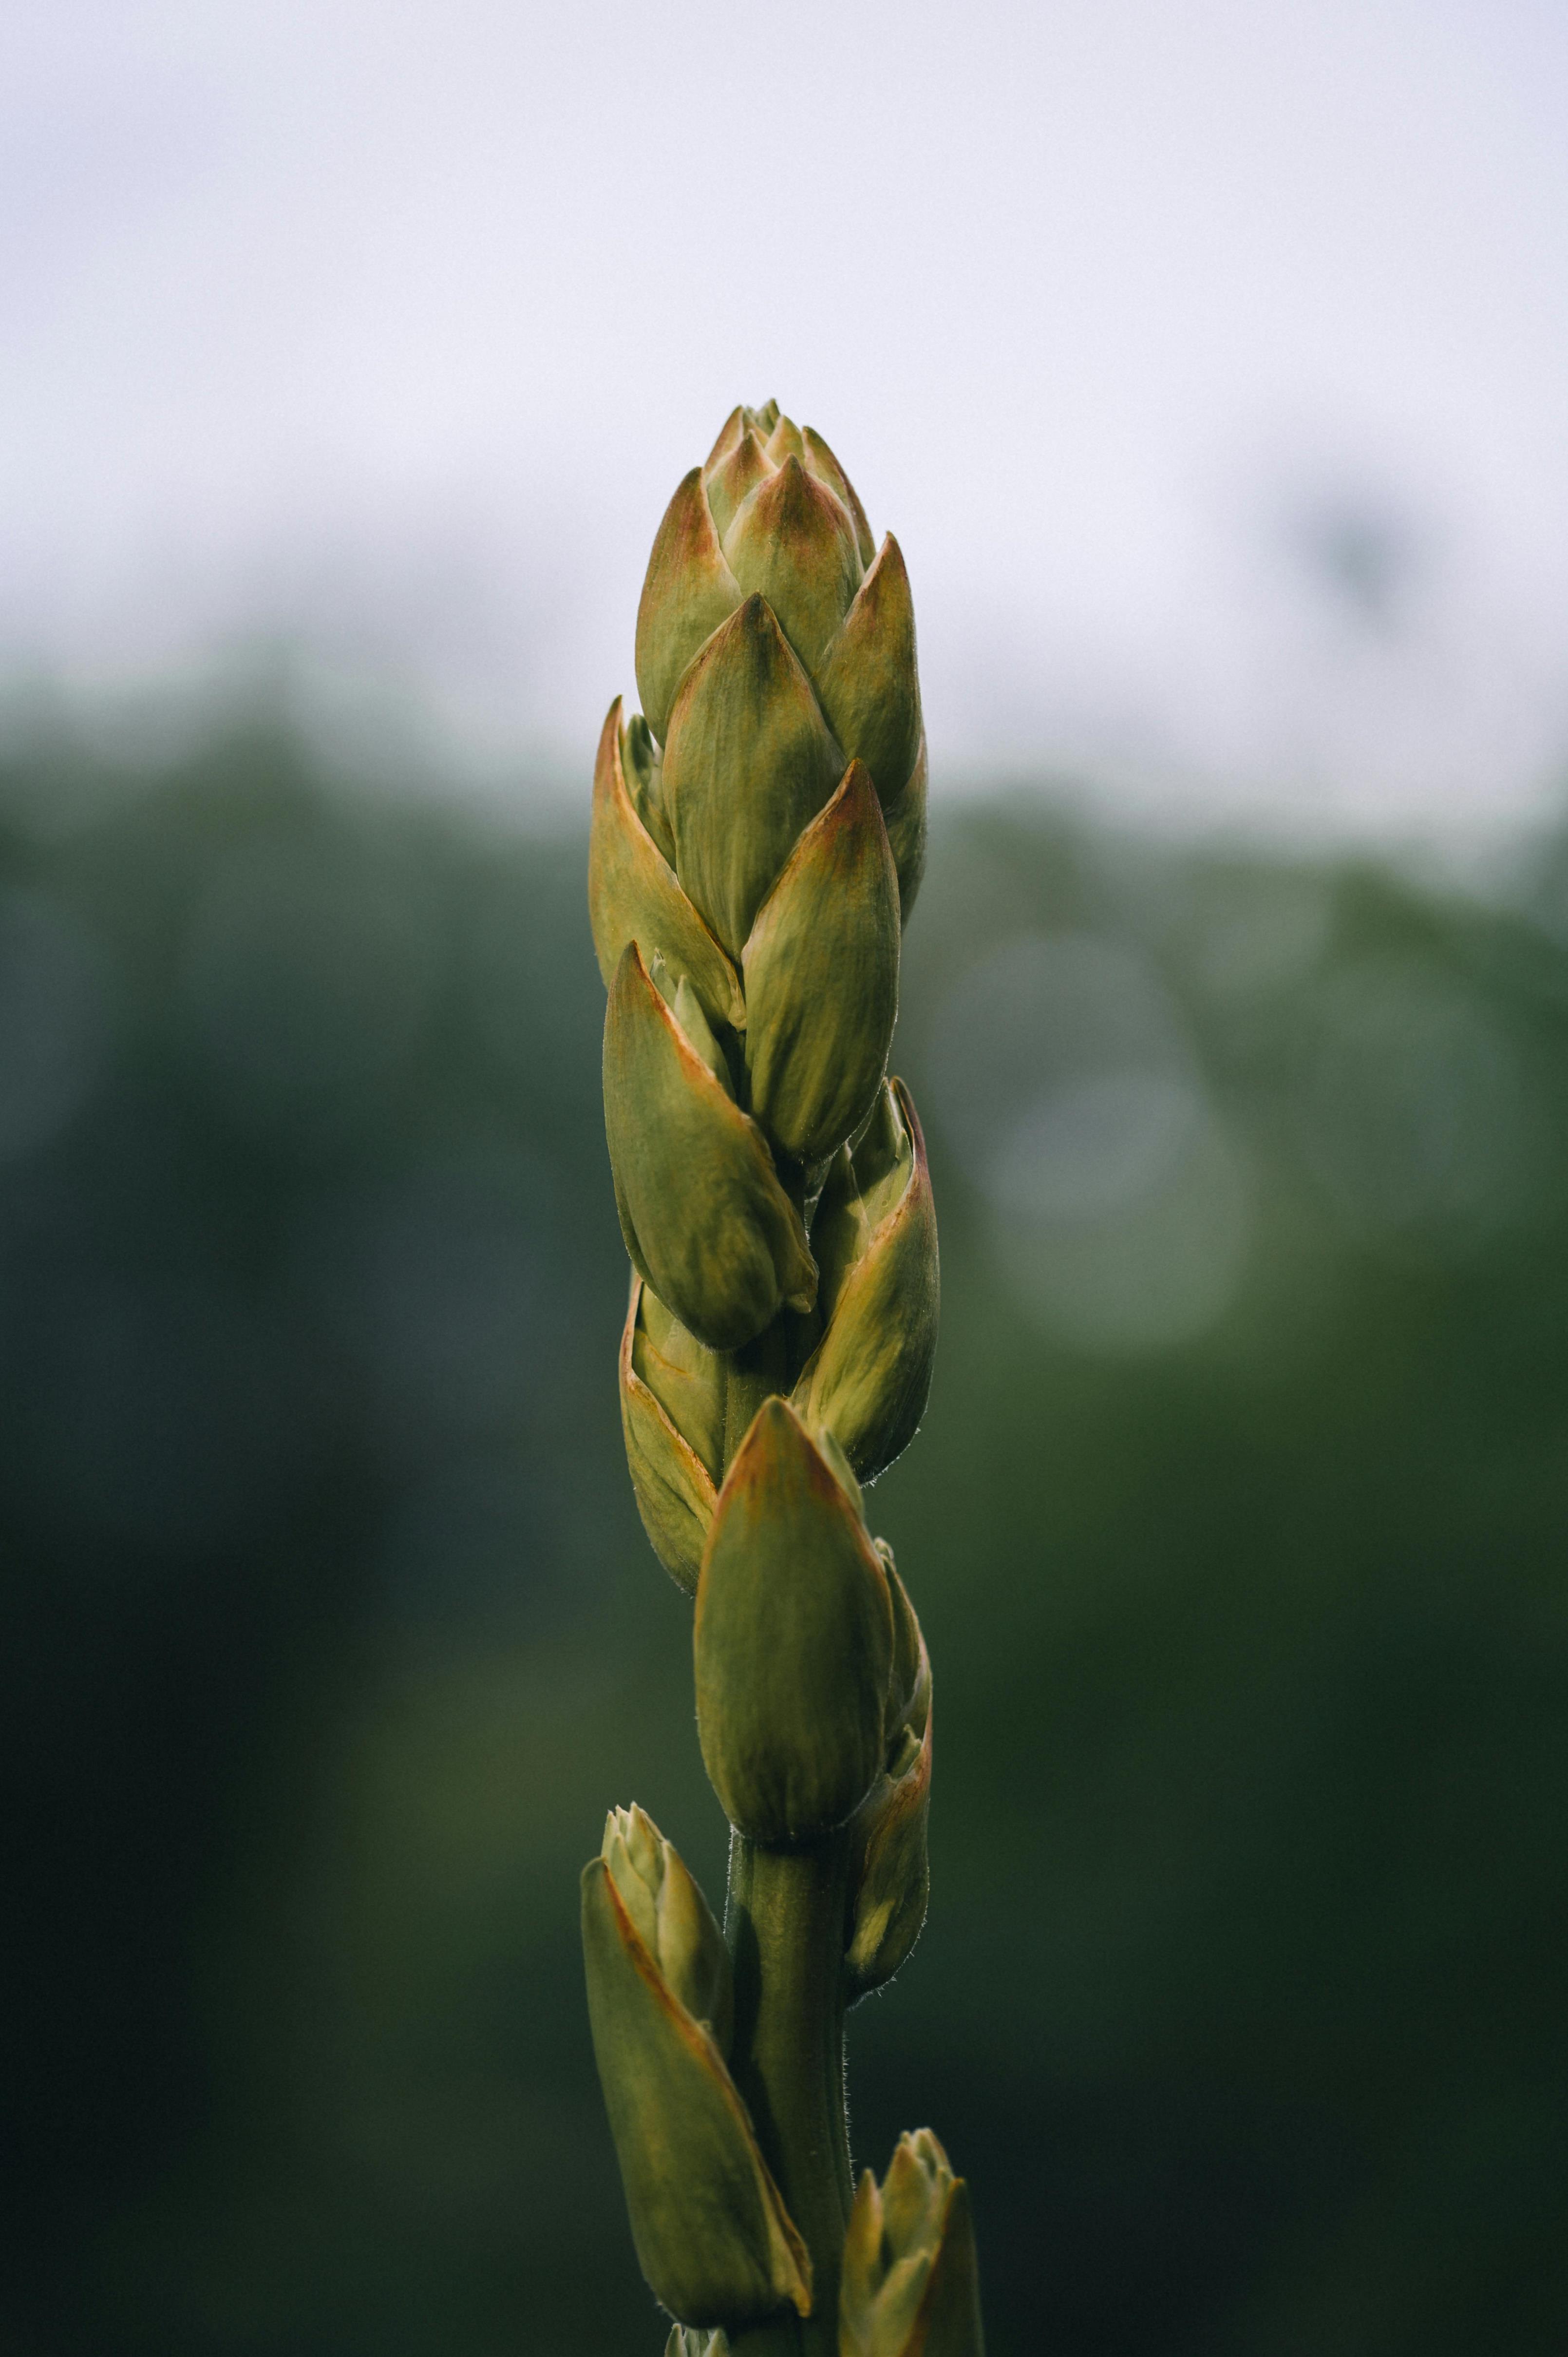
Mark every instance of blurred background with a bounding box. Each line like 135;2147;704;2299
4;4;1568;2353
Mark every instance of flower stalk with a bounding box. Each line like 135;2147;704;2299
582;403;983;2354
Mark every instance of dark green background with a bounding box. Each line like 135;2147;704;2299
3;717;1564;2355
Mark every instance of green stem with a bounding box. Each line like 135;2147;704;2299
721;1335;793;1473
723;1828;853;2357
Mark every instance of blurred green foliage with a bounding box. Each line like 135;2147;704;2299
1;717;1565;2357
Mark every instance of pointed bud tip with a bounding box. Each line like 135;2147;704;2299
730;1394;845;1510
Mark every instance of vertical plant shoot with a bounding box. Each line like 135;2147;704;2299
583;403;983;2356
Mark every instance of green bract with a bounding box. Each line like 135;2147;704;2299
602;1803;733;2054
604;942;816;1352
794;1079;940;1484
582;1835;811;2330
742;760;899;1165
619;1276;721;1595
664;594;844;967
694;1399;893;1845
589;699;745;1030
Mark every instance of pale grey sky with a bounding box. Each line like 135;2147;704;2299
5;0;1568;840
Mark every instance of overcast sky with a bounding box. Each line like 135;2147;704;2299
5;0;1568;841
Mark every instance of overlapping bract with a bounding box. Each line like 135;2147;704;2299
794;1081;940;1487
590;400;932;1369
630;403;926;919
592;400;939;1576
617;1073;938;1594
695;1399;895;1845
604;940;817;1356
582;1810;812;2330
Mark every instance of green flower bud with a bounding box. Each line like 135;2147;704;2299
634;1278;726;1491
847;1559;933;2001
840;2131;984;2357
694;1398;893;1844
601;1802;733;2053
742;760;899;1165
663;595;844;964
705;408;874;557
816;533;923;836
635;470;744;746
705;419;774;543
588;698;745;1030
582;1845;812;2331
706;399;788;472
704;401;753;466
604;943;816;1353
720;454;864;676
793;1080;939;1484
645;950;737;1097
762;410;805;465
801;424;875;566
619;1277;722;1596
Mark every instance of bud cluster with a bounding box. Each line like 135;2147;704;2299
582;406;980;2352
591;401;938;1587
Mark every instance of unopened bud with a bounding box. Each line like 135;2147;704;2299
589;698;746;1031
620;707;674;865
705;420;774;543
602;1802;733;2053
662;596;843;963
720;453;864;675
604;943;816;1353
793;1080;938;1484
620;1278;719;1597
801;424;875;566
582;1831;811;2329
635;470;744;746
695;1399;893;1844
840;2130;984;2357
742;760;900;1165
816;534;924;908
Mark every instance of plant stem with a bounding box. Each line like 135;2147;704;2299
723;1827;854;2357
721;1339;793;1474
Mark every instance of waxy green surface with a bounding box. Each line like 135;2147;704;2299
694;1400;893;1846
586;403;976;2355
582;1854;811;2331
603;943;816;1354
